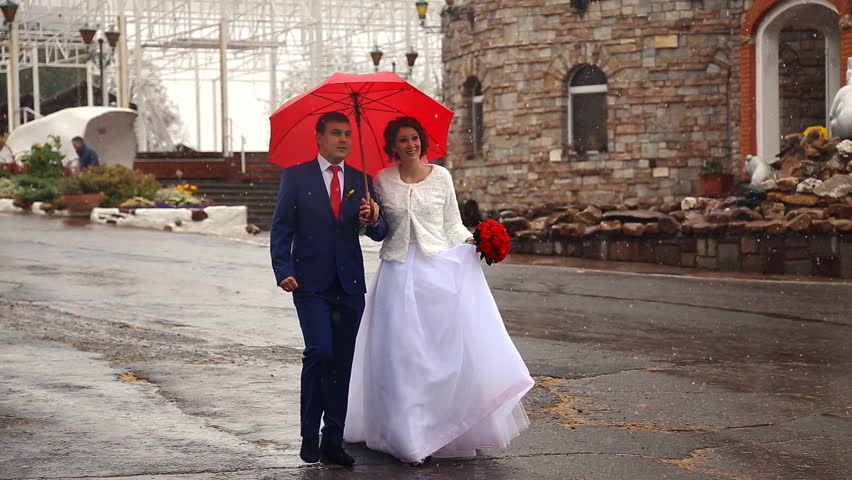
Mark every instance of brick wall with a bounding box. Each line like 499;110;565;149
441;0;851;209
442;0;745;209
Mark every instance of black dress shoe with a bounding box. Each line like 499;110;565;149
320;445;355;467
300;436;320;463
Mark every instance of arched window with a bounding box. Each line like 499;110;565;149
566;65;608;153
462;76;484;158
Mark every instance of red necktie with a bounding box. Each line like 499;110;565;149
329;165;341;220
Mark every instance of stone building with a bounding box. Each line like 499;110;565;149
438;0;852;208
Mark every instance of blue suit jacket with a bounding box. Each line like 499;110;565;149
270;158;387;295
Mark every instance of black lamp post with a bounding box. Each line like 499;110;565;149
370;45;383;72
79;25;120;106
0;0;18;23
2;0;19;131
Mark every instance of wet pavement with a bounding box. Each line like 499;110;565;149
0;214;850;480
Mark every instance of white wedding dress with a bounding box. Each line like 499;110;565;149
345;230;534;462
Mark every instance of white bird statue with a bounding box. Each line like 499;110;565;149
829;58;852;140
745;154;775;187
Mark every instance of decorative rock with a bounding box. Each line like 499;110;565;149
659;201;680;213
765;220;786;235
689;222;723;235
827;204;852;219
528;216;551;234
760;201;786;219
670;210;687;222
644;223;659;235
499;210;519;220
837;139;852;156
800;160;818;177
602;209;669;223
727;221;747;235
622;223;645;237
624;199;640;209
163;225;173;231
583;225;601;237
830;219;852;231
600;219;623;235
778;155;802;178
731;207;763;221
577;205;603;225
812;174;852;198
657;215;681;234
501;217;530;236
786;208;827;220
761;179;779;191
245;224;261;234
706;210;734;224
551;223;585;239
680;197;698;211
767;192;819;206
39;203;54;213
796;177;823;193
191;209;209;221
812;220;834;233
744;221;768;233
776;177;799;192
785;213;813;233
174;219;183;226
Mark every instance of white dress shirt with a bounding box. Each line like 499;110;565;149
317;154;344;202
375;164;471;263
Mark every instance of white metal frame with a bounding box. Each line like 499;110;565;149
3;0;443;152
566;72;608;153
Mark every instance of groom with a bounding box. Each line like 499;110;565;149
270;111;386;466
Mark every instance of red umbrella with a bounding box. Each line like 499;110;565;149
268;72;454;180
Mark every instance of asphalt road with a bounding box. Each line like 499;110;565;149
1;214;850;480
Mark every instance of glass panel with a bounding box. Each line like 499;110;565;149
571;65;607;87
572;92;607;152
779;28;825;135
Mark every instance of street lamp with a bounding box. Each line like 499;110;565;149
370;45;383;73
79;24;120;107
0;0;18;22
405;49;419;79
2;0;19;132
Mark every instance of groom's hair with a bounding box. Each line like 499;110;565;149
316;111;350;134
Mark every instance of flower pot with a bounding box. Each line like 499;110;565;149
61;192;105;217
699;174;734;197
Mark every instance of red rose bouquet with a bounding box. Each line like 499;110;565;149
473;219;511;265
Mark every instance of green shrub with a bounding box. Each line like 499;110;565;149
59;174;102;195
153;187;201;207
0;178;15;198
21;135;65;179
71;165;161;207
13;175;61;203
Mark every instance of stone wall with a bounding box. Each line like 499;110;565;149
441;0;749;208
513;231;852;279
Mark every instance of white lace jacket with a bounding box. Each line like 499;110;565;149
375;164;472;263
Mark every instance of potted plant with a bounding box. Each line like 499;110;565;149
699;158;734;196
59;174;104;217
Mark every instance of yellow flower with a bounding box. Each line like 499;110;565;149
803;125;828;139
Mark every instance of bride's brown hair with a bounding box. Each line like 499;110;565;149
383;116;429;160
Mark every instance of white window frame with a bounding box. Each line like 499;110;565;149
567;82;608;153
472;94;484;155
755;0;839;160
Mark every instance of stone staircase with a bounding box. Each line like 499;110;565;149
188;179;281;231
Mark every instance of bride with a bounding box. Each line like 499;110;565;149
344;116;534;464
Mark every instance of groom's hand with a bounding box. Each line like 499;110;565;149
359;198;380;226
279;276;299;293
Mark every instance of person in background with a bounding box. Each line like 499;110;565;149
72;136;99;170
